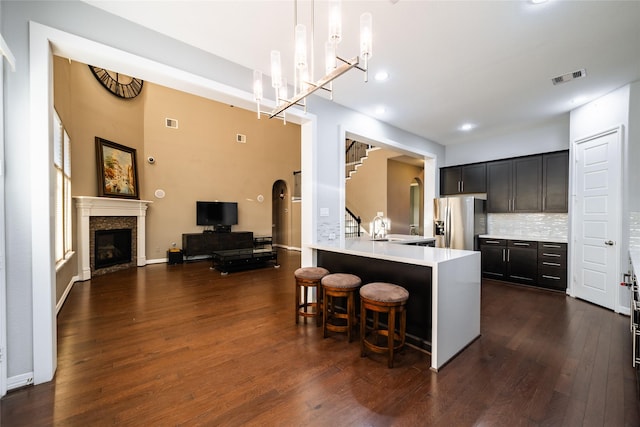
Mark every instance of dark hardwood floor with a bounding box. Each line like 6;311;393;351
2;249;639;426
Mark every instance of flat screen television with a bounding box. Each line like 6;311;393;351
196;201;238;227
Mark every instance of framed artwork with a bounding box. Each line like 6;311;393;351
95;137;139;199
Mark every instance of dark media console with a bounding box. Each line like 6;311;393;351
182;231;253;259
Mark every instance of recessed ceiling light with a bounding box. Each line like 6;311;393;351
375;106;386;115
530;0;548;4
460;123;475;131
374;71;389;81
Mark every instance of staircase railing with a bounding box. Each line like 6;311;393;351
345;207;361;238
345;139;371;179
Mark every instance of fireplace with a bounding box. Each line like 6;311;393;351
94;228;132;269
74;196;152;280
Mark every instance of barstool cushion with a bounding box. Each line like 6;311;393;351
321;273;361;289
294;267;330;281
360;282;409;303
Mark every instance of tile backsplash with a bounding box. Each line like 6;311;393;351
487;213;568;240
630;211;640;250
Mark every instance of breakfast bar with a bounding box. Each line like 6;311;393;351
307;237;481;371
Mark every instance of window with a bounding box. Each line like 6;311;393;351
54;111;72;264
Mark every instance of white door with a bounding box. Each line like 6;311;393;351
572;129;621;310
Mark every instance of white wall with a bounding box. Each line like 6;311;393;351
2;0;444;387
444;114;570;166
570;85;631;313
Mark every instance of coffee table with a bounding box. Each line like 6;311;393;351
211;248;279;275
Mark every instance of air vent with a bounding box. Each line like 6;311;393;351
165;118;178;129
236;134;247;143
551;68;587;85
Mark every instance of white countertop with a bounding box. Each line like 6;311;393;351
308;236;477;268
479;234;568;244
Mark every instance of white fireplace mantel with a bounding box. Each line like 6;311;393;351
74;196;152;281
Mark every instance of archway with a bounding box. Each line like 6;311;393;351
272;180;289;247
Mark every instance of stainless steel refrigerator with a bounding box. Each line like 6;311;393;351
433;196;486;250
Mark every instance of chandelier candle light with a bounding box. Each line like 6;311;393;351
253;0;372;121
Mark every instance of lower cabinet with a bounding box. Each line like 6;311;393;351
480;239;507;280
537;242;568;290
506;240;538;285
480;238;567;291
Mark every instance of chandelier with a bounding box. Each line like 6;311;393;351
253;0;372;121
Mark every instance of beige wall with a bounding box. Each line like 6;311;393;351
345;148;388;233
54;57;301;301
346;148;423;235
387;159;424;235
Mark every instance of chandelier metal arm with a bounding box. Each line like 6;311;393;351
269;55;360;118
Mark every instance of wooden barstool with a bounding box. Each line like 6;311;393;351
321;273;362;342
294;267;329;326
359;282;409;368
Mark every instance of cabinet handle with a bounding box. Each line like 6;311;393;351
458;181;461;192
543;244;561;248
543;253;561;257
507;249;510;262
508;199;511;211
502;249;506;262
543;262;561;267
542;274;561;280
513;242;530;247
461;181;464;192
485;240;502;244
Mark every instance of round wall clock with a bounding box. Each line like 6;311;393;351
88;65;144;99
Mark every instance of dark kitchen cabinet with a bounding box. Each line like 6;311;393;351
542;151;569;213
480;238;538;286
480;238;507;279
537;242;567;290
440;163;486;195
486;155;542;213
486;160;512;212
506;240;538;285
481;238;567;291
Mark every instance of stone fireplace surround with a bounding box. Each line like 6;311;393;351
74;196;152;281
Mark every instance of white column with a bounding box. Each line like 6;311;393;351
77;205;92;281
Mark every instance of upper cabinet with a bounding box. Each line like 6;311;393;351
513;155;543;212
542;151;569;213
440;150;568;213
485;151;568;213
487;155;542;213
440;163;486;195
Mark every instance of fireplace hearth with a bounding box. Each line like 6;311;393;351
95;228;132;269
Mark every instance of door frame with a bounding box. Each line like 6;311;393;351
569;125;624;312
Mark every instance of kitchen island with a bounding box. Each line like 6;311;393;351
307;236;481;371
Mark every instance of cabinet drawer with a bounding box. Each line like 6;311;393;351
538;242;567;252
538;266;567;290
508;240;537;249
479;238;506;246
538;246;567;266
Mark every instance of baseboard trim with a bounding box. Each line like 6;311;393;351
7;372;34;391
56;275;80;315
146;258;169;265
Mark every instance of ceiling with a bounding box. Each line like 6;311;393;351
84;0;640;146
